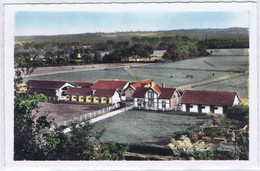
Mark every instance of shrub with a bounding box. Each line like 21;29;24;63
204;127;229;138
181;150;236;160
173;124;200;139
226;105;249;121
168;135;214;156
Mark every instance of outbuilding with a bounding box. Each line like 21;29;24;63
181;90;240;114
27;80;75;101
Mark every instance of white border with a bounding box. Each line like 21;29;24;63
1;1;259;170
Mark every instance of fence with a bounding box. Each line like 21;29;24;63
56;103;120;127
89;104;134;124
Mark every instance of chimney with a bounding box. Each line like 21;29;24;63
162;82;165;88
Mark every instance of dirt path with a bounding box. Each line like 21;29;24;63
17;63;152;77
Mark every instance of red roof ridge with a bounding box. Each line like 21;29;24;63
181;90;238;107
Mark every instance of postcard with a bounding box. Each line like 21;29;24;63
1;1;259;170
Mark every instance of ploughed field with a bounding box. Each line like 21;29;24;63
91;110;210;147
192;75;248;98
25;49;249;97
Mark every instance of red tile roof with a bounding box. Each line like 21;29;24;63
132;86;176;99
159;88;176;99
132;87;147;98
91;80;128;90
73;82;93;88
181;90;238;107
27;80;67;89
66;88;116;97
130;79;154;90
152;84;162;94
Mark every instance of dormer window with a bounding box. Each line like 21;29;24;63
92;89;96;95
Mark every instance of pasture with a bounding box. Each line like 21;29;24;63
91;110;210;147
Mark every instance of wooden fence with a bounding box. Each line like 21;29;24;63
56;103;120;127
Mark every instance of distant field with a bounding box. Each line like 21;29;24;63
25;50;249;97
192;75;248;98
91;110;209;147
24;68;133;82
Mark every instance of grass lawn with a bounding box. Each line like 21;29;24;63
220;118;246;129
164;111;207;116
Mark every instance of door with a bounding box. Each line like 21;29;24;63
186;104;190;112
198;105;202;113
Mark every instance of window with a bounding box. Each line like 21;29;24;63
148;91;154;98
214;106;218;110
162;101;166;107
137;99;142;106
61;91;66;96
202;105;206;109
148;99;154;106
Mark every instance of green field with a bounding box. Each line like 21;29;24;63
91;110;210;147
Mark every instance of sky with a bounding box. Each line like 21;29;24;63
15;11;249;36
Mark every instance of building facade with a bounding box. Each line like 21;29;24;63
66;88;120;105
27;80;75;101
133;82;179;111
181;90;240;114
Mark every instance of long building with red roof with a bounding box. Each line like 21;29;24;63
27;80;75;101
181;90;240;114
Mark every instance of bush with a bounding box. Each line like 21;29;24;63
173;124;200;139
204;127;229;138
181;150;236;160
226;105;249;121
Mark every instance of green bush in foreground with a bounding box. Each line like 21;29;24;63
181;151;236;160
173;124;200;139
204;127;230;139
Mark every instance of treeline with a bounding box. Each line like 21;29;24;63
14;35;249;67
203;38;249;49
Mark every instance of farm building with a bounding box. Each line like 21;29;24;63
91;80;129;101
181;90;240;114
27;80;75;101
132;81;179;111
66;88;120;105
124;79;154;101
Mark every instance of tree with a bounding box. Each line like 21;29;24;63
226;105;249;121
14;93;48;160
164;43;182;61
94;52;102;63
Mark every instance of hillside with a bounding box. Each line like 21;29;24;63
15;27;248;43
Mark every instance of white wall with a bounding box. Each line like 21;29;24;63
158;99;170;109
189;104;198;112
112;91;121;104
214;106;224;114
233;95;240;106
182;104;186;112
57;83;75;101
202;105;211;113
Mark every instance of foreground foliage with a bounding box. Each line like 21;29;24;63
14;93;126;160
167;135;214;156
